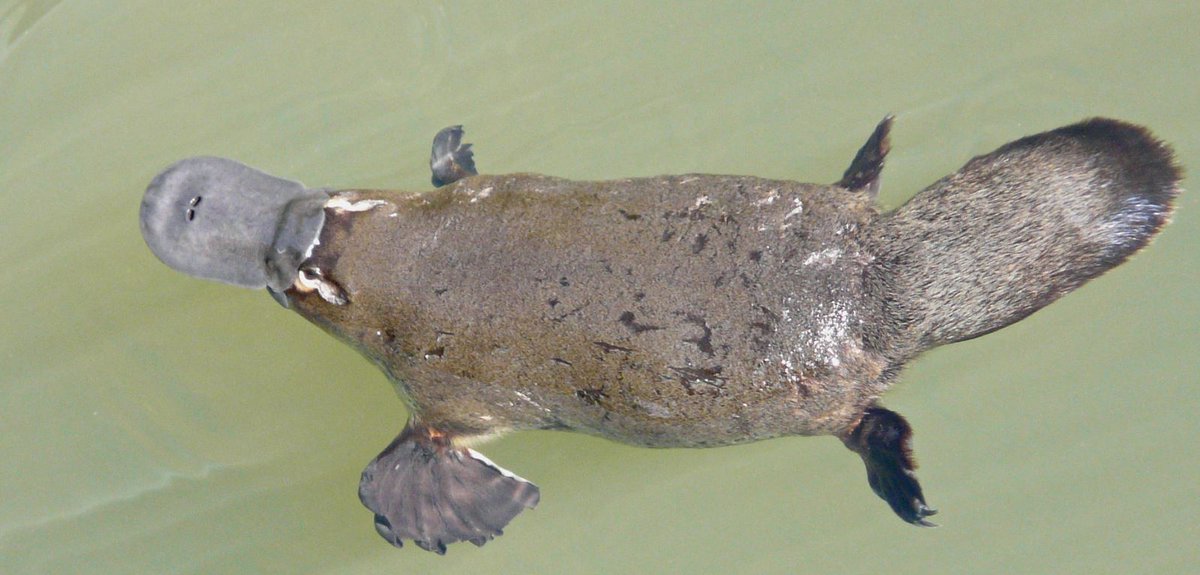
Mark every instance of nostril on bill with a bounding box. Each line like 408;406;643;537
186;195;202;221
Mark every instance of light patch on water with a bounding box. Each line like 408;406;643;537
0;460;241;545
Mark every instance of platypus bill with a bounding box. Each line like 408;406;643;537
139;117;1180;554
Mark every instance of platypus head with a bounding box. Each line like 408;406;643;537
139;157;328;305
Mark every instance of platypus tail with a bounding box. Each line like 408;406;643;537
869;118;1181;352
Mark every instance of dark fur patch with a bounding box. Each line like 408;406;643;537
842;407;936;526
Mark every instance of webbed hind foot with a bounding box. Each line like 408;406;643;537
842;406;938;527
359;420;540;554
837;115;893;198
430;125;478;187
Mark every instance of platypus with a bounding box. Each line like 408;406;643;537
139;117;1180;554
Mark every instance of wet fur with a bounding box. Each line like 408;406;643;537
291;117;1179;548
864;119;1180;362
143;116;1181;552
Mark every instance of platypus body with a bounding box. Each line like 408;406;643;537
140;118;1180;553
306;171;881;445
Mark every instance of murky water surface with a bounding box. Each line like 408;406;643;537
2;2;1197;573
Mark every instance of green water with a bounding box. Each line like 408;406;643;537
2;2;1197;573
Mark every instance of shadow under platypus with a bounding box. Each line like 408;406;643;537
139;117;1180;554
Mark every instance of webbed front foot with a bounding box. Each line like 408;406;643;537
842;406;938;526
359;420;540;554
430;125;478;187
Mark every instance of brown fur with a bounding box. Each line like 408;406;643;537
142;117;1181;550
289;118;1180;446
